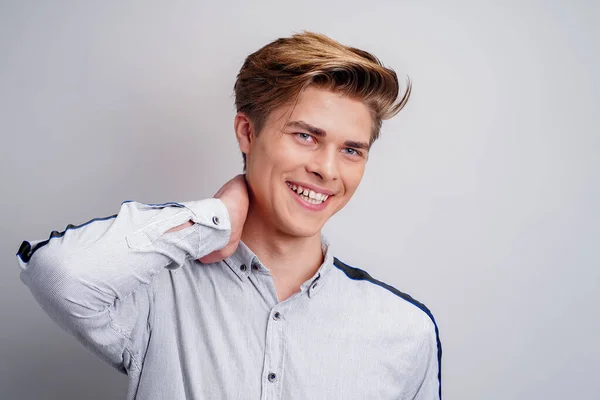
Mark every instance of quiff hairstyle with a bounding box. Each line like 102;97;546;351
234;31;411;169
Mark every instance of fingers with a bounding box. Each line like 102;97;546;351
198;251;221;264
198;242;238;264
201;174;248;264
213;185;226;198
215;174;246;198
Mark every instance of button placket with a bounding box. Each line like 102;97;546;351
261;322;277;397
261;302;291;398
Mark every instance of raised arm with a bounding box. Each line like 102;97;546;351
15;175;249;374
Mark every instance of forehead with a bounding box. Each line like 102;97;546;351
277;86;373;141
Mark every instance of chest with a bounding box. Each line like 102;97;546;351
135;266;420;399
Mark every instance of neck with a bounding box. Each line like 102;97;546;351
240;200;324;287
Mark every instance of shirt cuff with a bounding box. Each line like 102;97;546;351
125;198;231;252
182;198;231;232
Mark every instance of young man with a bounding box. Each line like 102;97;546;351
16;32;441;399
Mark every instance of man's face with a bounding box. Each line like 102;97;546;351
240;86;373;238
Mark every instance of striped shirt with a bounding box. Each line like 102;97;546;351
16;198;442;399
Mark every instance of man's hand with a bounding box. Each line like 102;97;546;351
165;174;249;262
198;174;249;263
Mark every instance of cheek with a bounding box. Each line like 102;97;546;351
341;166;366;197
275;138;301;162
248;144;287;203
269;137;310;170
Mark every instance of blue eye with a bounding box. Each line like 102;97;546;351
298;133;311;140
343;148;362;157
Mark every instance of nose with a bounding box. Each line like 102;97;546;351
307;146;339;181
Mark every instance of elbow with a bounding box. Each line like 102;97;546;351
18;242;109;327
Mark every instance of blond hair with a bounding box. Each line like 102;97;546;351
234;31;411;167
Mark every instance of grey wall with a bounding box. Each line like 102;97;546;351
1;1;598;399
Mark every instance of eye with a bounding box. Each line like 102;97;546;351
342;148;363;157
295;132;315;142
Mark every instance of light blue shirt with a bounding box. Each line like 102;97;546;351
16;198;442;399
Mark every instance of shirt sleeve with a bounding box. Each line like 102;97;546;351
16;198;231;374
411;317;442;400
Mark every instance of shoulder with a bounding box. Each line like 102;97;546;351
332;257;443;397
332;256;439;334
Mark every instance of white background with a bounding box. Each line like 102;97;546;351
1;1;598;399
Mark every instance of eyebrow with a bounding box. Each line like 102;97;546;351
286;120;371;150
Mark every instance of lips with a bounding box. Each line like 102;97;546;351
286;181;331;211
286;182;329;203
285;180;335;196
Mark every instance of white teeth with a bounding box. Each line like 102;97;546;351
287;182;331;205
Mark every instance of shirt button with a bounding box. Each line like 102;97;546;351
212;216;220;225
240;264;247;272
312;282;318;289
268;372;277;382
273;312;281;320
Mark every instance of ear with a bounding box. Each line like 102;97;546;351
234;112;254;156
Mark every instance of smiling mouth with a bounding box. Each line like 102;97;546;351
286;182;330;205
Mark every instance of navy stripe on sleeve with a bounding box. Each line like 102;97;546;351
17;214;119;263
16;201;185;263
333;257;443;399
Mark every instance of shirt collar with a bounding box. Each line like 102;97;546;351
223;233;334;299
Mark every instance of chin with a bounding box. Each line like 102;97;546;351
279;218;323;238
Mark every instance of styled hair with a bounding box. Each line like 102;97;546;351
234;31;411;169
